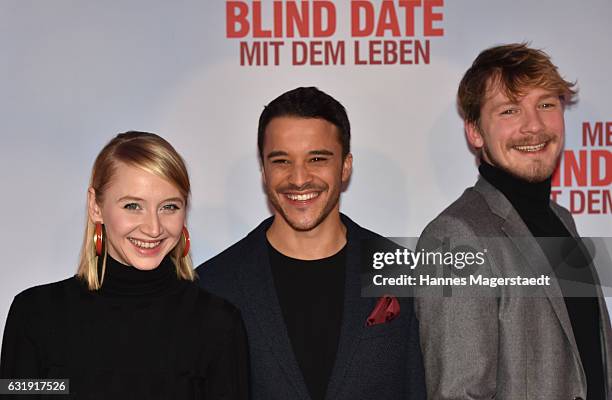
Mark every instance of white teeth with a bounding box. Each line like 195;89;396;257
128;238;161;249
514;143;547;152
286;192;319;201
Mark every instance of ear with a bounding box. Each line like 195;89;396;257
88;187;103;224
465;121;484;149
260;164;267;185
341;153;353;182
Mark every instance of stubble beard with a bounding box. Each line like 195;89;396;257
266;185;340;232
483;135;563;183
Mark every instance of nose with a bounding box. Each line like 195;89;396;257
520;108;545;134
288;162;312;189
141;211;162;237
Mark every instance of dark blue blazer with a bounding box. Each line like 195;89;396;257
196;215;425;400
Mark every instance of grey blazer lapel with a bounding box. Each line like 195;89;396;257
474;178;580;358
237;227;311;400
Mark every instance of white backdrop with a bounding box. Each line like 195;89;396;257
1;0;611;346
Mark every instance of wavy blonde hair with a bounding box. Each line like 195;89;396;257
458;42;577;126
77;131;194;290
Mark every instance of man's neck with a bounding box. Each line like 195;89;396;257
478;161;552;213
266;210;347;260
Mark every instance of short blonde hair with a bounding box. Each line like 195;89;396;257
77;131;194;290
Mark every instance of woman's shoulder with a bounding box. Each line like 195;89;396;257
182;283;242;328
12;276;83;310
191;284;240;315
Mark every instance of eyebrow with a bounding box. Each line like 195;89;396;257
266;149;335;159
266;150;288;159
116;196;184;205
117;196;145;203
309;149;334;156
537;94;561;101
493;92;560;106
161;197;185;204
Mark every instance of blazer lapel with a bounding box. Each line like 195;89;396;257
237;222;311;400
474;178;581;360
325;216;375;400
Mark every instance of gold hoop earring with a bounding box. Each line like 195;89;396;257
181;227;190;257
94;222;104;256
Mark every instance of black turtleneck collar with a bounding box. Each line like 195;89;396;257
478;161;552;215
478;160;570;238
97;254;180;298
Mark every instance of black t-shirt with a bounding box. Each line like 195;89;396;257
0;255;248;399
268;241;346;400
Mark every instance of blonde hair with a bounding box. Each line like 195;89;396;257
458;43;577;126
77;131;194;290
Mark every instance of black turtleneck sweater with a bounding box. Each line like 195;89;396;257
480;162;605;399
0;256;248;399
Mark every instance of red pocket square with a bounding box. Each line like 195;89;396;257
366;295;400;326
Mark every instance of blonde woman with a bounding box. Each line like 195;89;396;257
0;132;248;399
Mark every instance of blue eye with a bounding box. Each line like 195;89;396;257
124;203;140;210
500;108;518;115
161;204;180;211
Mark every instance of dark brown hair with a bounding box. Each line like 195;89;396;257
257;87;351;161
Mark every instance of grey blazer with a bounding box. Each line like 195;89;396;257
415;177;612;399
196;214;426;400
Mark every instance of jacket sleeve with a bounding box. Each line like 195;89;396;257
205;308;249;400
0;293;43;378
414;216;498;399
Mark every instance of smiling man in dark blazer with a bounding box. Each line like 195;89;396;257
415;44;612;399
196;87;425;400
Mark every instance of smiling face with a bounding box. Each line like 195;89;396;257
88;162;186;270
466;83;565;182
262;116;352;232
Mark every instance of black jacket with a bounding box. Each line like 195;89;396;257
196;214;426;400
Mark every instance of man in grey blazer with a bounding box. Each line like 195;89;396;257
197;87;426;400
415;43;612;399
